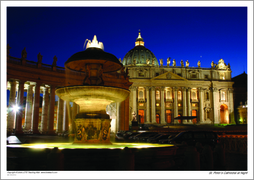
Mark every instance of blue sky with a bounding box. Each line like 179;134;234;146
6;5;248;77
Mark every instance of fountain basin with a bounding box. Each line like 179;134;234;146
56;86;130;144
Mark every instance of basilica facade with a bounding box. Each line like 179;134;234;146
118;32;234;127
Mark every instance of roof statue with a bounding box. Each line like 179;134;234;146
186;60;189;67
167;57;171;67
197;60;201;68
173;59;176;67
217;58;227;69
181;60;184;67
160;59;163;66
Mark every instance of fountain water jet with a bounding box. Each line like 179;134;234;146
56;35;131;144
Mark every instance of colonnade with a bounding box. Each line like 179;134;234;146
7;79;77;135
130;85;217;124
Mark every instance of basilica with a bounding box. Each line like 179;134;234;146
111;32;234;129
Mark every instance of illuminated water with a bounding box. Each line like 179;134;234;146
7;142;174;150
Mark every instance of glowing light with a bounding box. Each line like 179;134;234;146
12;105;20;112
86;35;104;50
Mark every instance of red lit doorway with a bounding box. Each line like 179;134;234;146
192;110;197;124
220;104;229;124
166;110;172;124
156;114;160;124
138;110;144;124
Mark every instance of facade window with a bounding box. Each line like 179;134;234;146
220;72;225;80
191;74;197;78
166;110;172;124
221;91;226;101
138;110;145;124
191;88;198;101
177;91;182;100
156;103;160;107
156;90;160;100
156;114;160;124
205;75;209;79
166;103;171;108
139;103;144;106
206;91;209;100
166;88;172;100
138;87;144;100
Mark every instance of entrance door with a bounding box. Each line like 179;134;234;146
156;114;160;124
138;110;144;124
192;110;197;124
220;104;229;124
166;110;172;124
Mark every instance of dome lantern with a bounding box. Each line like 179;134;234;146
135;31;144;46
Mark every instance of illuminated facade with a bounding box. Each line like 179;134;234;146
120;32;235;126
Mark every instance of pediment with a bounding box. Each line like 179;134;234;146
151;71;188;81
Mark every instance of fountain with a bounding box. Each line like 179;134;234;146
56;35;130;144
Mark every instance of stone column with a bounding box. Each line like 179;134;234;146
72;103;78;121
56;98;64;134
132;86;137;116
173;87;178;123
15;80;25;134
7;80;17;134
41;86;49;133
32;82;41;134
24;83;34;131
116;102;120;132
66;101;74;134
211;88;219;124
145;87;150;123
47;85;56;134
160;86;166;124
228;88;235;124
187;87;192;117
151;86;156;123
198;87;204;123
182;87;187;123
62;101;69;132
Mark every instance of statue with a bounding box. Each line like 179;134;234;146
167;57;171;67
132;111;137;121
173;59;176;67
181;60;184;67
52;56;57;66
37;52;43;64
160;59;163;66
146;59;150;65
119;58;121;63
197;60;201;68
228;63;231;69
152;59;155;65
186;60;189;67
21;47;27;59
211;61;214;68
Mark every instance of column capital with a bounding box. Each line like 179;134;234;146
198;87;205;92
210;87;217;91
182;87;188;90
173;87;178;90
228;88;234;92
160;86;165;91
145;86;151;91
150;86;156;91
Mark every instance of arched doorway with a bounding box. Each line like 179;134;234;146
166;110;172;124
220;104;229;124
192;110;197;124
138;110;144;124
156;114;160;124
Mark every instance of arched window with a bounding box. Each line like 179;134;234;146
191;88;198;100
178;91;182;100
156;90;160;100
166;88;172;100
221;91;226;101
139;90;144;99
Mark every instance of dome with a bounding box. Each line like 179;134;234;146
122;32;159;66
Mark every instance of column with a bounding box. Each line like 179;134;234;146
41;86;49;133
182;87;187;123
173;87;178;124
62;101;69;132
160;86;166;124
7;80;17;134
132;86;137;115
187;87;192;117
32;82;41;134
56;97;64;134
72;102;78;132
66;101;74;134
47;85;56;134
145;87;150;123
151;86;156;123
211;88;219;124
228;88;235;124
116;102;120;132
198;87;204;123
24;83;34;130
15;80;25;134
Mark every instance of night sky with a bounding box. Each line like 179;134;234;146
6;5;248;78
